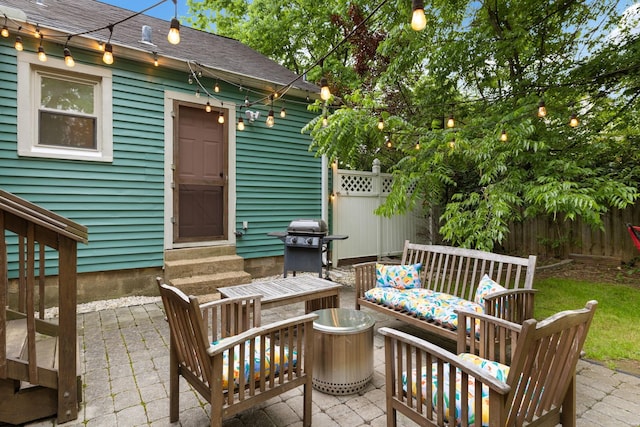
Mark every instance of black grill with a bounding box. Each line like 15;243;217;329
268;219;348;278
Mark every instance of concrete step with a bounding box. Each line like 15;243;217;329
164;246;237;262
169;271;252;296
164;254;245;280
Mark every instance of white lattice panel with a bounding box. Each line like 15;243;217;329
339;173;373;193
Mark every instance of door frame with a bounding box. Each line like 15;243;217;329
163;90;237;250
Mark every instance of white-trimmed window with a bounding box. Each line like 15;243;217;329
17;52;113;162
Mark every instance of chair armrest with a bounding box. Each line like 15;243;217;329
200;294;263;343
455;309;523;364
379;326;510;424
483;288;537;323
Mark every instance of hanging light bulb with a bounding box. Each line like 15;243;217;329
1;18;9;38
569;113;579;128
37;39;47;62
205;102;212;113
386;136;392;148
218;111;225;124
322;114;328;127
266;109;275;128
244;95;250;107
34;24;41;39
449;137;456;149
195;89;201;98
103;43;114;65
14;35;23;51
411;0;427;31
280;107;286;118
168;0;181;45
153;52;159;67
446;114;455;128
377;116;384;130
237;117;245;131
500;129;508;142
415;141;420;150
320;77;331;101
63;47;75;67
214;81;220;93
537;99;547;118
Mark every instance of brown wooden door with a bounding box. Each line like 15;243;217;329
173;103;227;243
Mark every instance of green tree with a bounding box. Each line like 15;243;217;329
189;0;640;251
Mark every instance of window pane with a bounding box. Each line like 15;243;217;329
40;76;94;114
39;111;96;149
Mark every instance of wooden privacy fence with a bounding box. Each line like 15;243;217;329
330;159;430;266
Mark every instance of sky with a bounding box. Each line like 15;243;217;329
97;0;189;22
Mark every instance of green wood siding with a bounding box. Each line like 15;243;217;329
0;41;322;277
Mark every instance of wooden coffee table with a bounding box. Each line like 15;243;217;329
217;276;341;313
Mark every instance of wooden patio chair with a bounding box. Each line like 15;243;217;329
156;278;317;427
380;300;598;426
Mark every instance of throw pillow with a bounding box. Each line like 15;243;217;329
376;263;422;289
474;274;506;306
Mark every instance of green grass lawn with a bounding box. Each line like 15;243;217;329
534;277;640;368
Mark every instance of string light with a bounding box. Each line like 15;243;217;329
415;141;420;150
537;99;547;118
103;43;113;64
266;109;275;127
218;111;225;124
14;35;23;51
446;114;455;128
377;116;384;130
214;81;220;93
280;107;286;118
411;0;427;31
34;24;41;39
153;51;159;67
320;77;331;101
386;135;392;148
37;38;46;62
237;116;245;131
449;137;456;149
569;113;579;128
500;129;508;142
1;17;9;38
322;114;328;127
63;47;75;67
167;0;180;45
195;88;200;98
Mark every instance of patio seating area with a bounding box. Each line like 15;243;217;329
24;279;640;427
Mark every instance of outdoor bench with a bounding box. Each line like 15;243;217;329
354;241;537;341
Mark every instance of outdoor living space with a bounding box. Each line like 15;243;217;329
22;270;640;427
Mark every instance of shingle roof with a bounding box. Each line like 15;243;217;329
0;0;319;94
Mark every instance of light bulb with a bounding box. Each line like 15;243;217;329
266;110;275;128
103;43;113;65
14;36;23;51
214;82;220;93
280;107;286;118
205;102;212;113
500;129;508;142
386;139;392;148
1;26;9;38
320;77;331;101
37;45;47;62
34;25;41;39
153;53;159;67
64;48;75;67
446;115;455;128
377;117;384;130
168;18;180;45
322;115;328;127
415;142;420;150
449;138;456;149
411;0;427;31
537;100;547;118
237;117;245;131
218;112;225;124
569;114;579;128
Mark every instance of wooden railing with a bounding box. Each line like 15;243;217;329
0;189;87;424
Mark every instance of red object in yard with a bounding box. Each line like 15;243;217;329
627;223;640;252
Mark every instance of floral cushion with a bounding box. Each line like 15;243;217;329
402;353;510;426
474;274;507;306
364;287;483;330
215;336;295;388
376;263;422;289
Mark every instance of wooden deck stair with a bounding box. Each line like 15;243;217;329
1;190;87;425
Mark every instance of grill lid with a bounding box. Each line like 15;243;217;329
287;218;328;234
